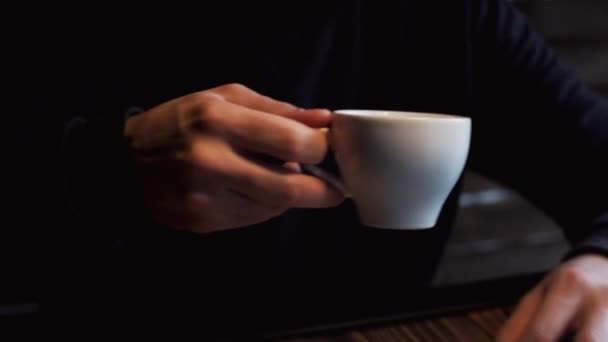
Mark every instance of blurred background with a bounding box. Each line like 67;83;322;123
434;0;608;286
1;0;606;327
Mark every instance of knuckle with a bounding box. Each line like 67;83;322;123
184;141;207;167
219;82;248;94
182;140;219;174
193;97;222;126
558;267;591;290
190;90;222;102
178;94;225;134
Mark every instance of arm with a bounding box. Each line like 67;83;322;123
469;0;608;259
468;0;608;339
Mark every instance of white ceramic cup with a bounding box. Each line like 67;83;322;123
305;109;471;230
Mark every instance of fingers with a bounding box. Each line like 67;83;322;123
209;83;332;127
210;83;298;115
519;269;585;342
500;256;608;342
227;171;344;209
497;283;544;342
193;99;329;164
188;139;344;209
575;301;608;342
223;155;345;208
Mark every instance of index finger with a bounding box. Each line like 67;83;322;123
498;283;544;342
209;83;331;127
521;272;584;342
575;302;608;342
209;100;329;164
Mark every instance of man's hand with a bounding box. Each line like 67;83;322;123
498;254;608;341
124;83;344;234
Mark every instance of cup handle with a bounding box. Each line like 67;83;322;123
301;164;351;198
299;127;352;197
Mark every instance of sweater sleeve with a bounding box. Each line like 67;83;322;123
62;103;210;252
62;106;146;248
469;0;608;259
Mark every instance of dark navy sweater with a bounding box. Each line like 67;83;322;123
58;0;607;329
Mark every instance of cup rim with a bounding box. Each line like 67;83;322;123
333;109;470;121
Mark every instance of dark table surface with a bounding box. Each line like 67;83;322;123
210;273;548;341
281;306;513;341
